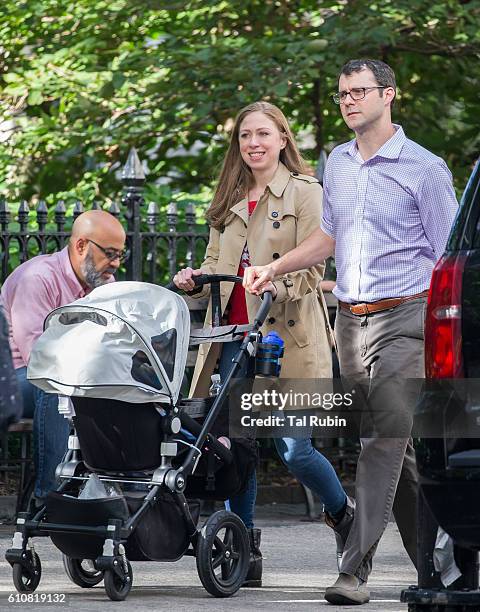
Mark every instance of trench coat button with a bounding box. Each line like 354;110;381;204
271;211;279;218
273;221;280;229
292;172;299;176
284;279;293;287
268;317;276;324
272;252;280;259
288;319;295;327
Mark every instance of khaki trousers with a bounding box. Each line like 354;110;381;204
335;298;426;580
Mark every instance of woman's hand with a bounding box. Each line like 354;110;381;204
173;267;204;291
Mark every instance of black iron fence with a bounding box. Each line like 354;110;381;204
0;148;209;286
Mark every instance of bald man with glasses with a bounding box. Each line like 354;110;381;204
0;210;126;507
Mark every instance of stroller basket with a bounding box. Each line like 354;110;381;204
46;490;201;562
46;492;129;560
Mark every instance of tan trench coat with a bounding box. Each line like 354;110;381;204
190;162;333;399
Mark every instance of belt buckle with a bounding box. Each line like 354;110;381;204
350;303;368;316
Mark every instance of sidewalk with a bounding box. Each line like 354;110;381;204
0;503;415;612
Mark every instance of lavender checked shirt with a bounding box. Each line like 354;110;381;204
321;125;459;303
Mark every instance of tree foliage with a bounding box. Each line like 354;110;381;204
0;0;479;205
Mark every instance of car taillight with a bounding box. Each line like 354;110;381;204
425;253;466;379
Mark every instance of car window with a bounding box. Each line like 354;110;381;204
448;160;480;251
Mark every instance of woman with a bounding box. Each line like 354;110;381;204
174;101;351;586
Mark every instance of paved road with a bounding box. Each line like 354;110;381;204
0;505;415;612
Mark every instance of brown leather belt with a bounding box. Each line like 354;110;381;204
339;290;429;316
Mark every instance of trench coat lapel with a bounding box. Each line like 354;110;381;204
267;162;291;198
230;197;249;225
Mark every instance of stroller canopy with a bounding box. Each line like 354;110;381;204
27;282;190;405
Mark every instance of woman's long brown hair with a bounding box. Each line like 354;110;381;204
206;101;310;229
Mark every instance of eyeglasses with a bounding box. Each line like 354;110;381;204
87;239;129;262
332;86;386;105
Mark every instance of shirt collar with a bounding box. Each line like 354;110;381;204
59;246;87;298
344;124;406;161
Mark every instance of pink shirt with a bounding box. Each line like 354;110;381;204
0;247;88;368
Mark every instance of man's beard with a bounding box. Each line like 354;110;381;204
81;250;116;289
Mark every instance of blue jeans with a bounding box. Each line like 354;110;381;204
16;367;70;501
273;436;346;516
219;341;347;525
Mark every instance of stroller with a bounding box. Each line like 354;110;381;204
5;275;278;601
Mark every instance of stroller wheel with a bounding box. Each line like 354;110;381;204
196;509;249;597
12;551;42;593
104;559;133;601
62;555;104;588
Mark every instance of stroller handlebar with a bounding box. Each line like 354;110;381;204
166;273;242;291
253;290;273;329
166;273;273;330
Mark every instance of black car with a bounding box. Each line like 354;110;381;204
402;160;480;610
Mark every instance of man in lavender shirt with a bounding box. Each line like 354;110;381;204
244;59;458;604
0;210;126;506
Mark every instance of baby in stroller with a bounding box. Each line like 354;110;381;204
5;275;278;601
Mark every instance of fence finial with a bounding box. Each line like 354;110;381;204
146;202;159;228
109;201;121;217
0;197;10;228
73;201;84;219
18;200;29;228
122;148;145;187
54;200;66;231
36;200;48;229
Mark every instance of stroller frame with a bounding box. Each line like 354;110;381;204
6;274;274;601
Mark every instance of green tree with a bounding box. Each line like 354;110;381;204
0;0;479;205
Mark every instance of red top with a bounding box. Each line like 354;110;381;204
227;200;257;325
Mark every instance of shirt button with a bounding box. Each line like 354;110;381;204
272;252;280;259
271;211;279;218
273;221;280;229
288;319;295;327
268;317;276;324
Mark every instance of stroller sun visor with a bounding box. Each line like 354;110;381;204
27;282;190;405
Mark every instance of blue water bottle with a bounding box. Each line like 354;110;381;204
255;331;285;377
